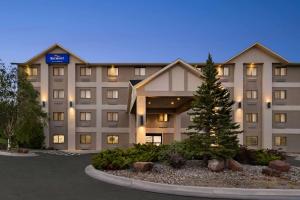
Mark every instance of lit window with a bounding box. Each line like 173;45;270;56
217;66;229;76
189;115;194;122
275;136;287;146
53;67;64;76
53;112;64;121
246;66;257;76
135;67;146;76
53;135;64;144
80;67;92;76
53;90;64;99
107;112;118;121
80;134;92;144
80;89;91;99
28;67;38;76
246;136;258;146
80;112;91;121
274;113;286;123
246;90;257;99
107;66;118;77
246;113;257;123
158;113;168;122
274;90;286;100
274;67;287;76
107;90;118;99
107;135;119;144
145;134;162;146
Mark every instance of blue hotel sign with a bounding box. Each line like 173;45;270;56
46;54;70;64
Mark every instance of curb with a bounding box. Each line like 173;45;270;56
85;165;300;200
0;151;38;157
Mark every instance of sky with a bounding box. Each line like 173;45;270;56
1;0;300;64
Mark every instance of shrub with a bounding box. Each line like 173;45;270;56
168;153;186;169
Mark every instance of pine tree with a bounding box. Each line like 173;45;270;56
188;54;241;160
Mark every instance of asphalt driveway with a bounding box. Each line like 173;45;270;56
0;153;226;200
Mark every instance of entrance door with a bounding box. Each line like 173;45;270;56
145;133;162;146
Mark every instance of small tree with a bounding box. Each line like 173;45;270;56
188;54;241;161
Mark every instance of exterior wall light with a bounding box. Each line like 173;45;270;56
139;115;144;126
69;101;73;108
238;101;242;109
267;102;271;109
42;101;46;108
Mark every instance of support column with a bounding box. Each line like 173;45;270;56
96;67;102;150
136;96;146;144
40;62;49;147
174;113;181;141
67;62;76;150
129;113;136;145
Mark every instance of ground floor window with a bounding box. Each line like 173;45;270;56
246;136;258;146
80;135;92;144
107;135;119;144
53;135;64;144
274;136;287;146
145;133;162;146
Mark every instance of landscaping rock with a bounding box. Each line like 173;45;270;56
228;159;243;171
262;167;281;177
17;148;29;154
269;160;290;172
152;164;167;173
208;159;224;172
132;162;154;172
186;160;204;168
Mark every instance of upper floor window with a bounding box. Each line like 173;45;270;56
246;113;257;123
53;112;64;121
274;136;287;146
274;113;286;123
107;90;118;99
274;90;286;100
80;134;92;144
53;89;64;99
217;66;229;77
135;67;146;76
53;67;64;76
246;136;258;146
107;66;118;77
246;66;257;76
246;90;257;99
107;135;119;144
80;112;91;121
53;134;64;144
28;67;38;76
274;67;287;76
80;89;91;99
107;112;118;121
158;113;168;122
80;67;92;76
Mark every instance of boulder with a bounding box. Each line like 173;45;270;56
262;167;281;177
269;160;290;172
228;159;243;171
208;159;224;172
132;162;154;172
17;148;29;154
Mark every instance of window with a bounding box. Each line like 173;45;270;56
28;67;38;76
107;66;118;77
80;112;91;121
80;67;92;76
275;136;287;146
135;67;146;76
189;115;194;122
274;90;286;100
80;134;92;144
274;67;287;76
107;135;119;144
158;113;168;122
246;113;258;123
107;90;118;99
53;112;64;121
246;136;258;146
53;135;64;144
53;67;64;76
107;112;118;121
53;90;64;99
145;134;162;146
246;90;257;99
246;66;257;76
80;89;91;99
217;66;229;76
274;113;286;123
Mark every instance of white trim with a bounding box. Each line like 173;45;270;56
101;128;130;133
102;105;127;110
145;128;175;134
102;82;129;87
273;82;300;87
221;82;234;88
31;82;40;87
75;104;97;109
273;105;300;111
76;127;97;132
76;82;97;87
273;129;300;134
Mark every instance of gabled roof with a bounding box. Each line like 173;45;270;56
134;58;202;89
224;42;289;64
24;43;87;64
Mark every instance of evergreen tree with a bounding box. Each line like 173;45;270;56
188;54;241;160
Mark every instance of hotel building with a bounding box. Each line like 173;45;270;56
16;43;300;152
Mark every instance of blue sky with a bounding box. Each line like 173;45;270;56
1;0;300;64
